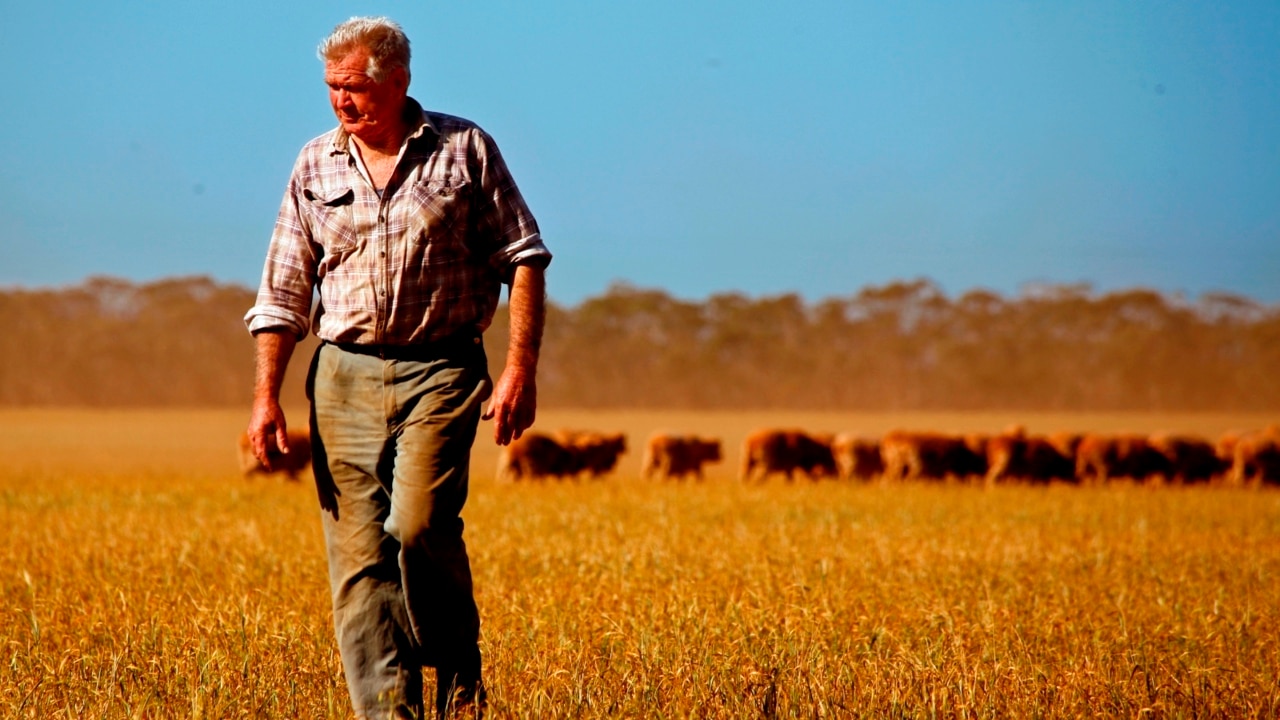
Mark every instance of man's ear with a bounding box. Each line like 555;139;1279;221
391;65;410;93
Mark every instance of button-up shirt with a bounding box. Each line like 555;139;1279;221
244;98;551;345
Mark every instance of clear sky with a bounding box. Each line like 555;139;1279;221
2;1;1277;305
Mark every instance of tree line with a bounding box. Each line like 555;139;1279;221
1;275;1276;410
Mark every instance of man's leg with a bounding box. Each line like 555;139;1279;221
310;344;424;719
384;342;491;716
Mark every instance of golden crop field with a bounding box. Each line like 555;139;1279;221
3;409;1280;718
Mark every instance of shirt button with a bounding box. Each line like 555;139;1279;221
378;215;385;223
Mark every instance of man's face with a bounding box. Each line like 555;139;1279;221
324;47;407;142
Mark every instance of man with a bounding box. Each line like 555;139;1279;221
243;16;550;719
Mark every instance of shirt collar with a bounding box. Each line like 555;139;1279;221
328;97;438;156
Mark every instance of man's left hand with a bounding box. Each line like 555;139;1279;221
483;366;537;446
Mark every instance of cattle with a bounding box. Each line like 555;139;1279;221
641;433;722;481
1074;433;1170;484
496;432;577;482
237;429;313;481
831;433;884;481
1216;431;1244;470
983;427;1077;485
552;430;628;479
881;430;986;483
496;430;628;482
1149;434;1229;485
1047;431;1084;461
740;429;836;483
1229;426;1280;486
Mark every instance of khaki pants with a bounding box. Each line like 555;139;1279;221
307;339;491;718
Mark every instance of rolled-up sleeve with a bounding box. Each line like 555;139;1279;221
492;232;551;273
244;166;319;339
471;128;552;282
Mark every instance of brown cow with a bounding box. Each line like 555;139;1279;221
495;432;577;482
553;430;628;480
1075;433;1170;484
237;429;313;481
881;430;986;483
641;433;722;481
1047;431;1084;461
984;427;1077;485
1216;431;1244;467
1149;434;1229;485
497;430;628;482
1230;426;1280;486
831;433;884;481
740;429;836;483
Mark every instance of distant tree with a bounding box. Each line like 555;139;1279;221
1;276;1276;410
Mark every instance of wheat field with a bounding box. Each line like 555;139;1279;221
2;409;1279;718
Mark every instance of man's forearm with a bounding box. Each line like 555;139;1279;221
506;265;546;372
253;330;298;402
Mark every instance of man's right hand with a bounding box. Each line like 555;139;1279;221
248;330;299;471
248;397;291;470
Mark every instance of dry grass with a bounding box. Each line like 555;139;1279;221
2;409;1279;718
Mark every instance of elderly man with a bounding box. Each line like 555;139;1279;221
244;16;549;719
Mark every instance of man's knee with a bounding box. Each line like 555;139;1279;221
391;512;465;552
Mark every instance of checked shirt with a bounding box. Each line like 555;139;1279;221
245;97;551;345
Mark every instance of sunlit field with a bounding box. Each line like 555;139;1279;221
3;409;1280;718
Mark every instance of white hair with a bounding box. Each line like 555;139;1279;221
318;16;411;82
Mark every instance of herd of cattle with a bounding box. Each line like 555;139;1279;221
236;424;1280;487
497;425;1280;487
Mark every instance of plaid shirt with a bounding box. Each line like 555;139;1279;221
244;98;551;345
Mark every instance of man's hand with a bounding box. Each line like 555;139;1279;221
247;330;298;469
483;264;546;446
483;366;537;446
248;397;291;470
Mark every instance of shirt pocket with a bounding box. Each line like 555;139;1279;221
301;185;357;254
409;178;471;264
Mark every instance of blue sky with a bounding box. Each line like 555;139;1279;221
2;1;1277;305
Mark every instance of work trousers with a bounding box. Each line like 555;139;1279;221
307;338;491;719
